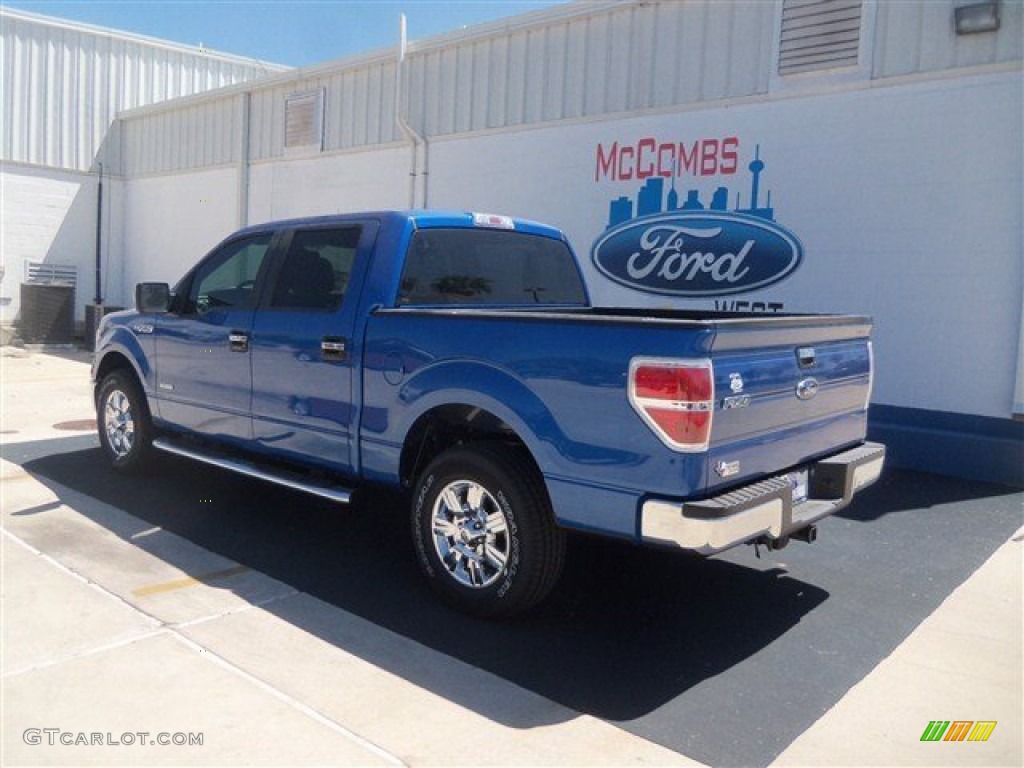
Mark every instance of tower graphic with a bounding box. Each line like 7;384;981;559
737;144;773;220
748;145;764;210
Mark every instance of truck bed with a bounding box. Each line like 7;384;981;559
362;306;873;540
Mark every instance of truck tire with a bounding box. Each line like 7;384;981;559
97;370;153;472
411;442;565;618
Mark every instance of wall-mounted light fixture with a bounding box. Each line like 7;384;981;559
954;2;1001;35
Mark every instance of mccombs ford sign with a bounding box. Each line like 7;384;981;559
591;141;803;298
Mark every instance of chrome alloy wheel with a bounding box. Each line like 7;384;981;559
431;480;511;589
103;389;135;459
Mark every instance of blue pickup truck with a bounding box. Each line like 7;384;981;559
93;210;884;616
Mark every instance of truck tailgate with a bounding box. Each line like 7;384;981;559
704;316;873;495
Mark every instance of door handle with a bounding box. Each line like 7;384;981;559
228;331;249;353
321;336;347;362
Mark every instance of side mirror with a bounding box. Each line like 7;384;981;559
136;282;170;313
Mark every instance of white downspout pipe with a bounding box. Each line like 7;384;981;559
395;14;424;209
420;126;430;208
238;91;251;228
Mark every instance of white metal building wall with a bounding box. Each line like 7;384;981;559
119;0;777;174
121;95;243;175
0;8;288;327
874;0;1022;77
404;0;774;136
0;7;287;172
250;58;400;161
121;55;401;175
116;0;1023;178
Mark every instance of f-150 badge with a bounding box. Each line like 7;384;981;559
723;372;750;409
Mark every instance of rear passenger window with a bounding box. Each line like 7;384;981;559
271;227;360;311
398;229;586;307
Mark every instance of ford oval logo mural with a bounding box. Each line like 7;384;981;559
591;211;803;297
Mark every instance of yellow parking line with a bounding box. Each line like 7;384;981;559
132;565;250;597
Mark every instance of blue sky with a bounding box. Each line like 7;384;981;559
6;0;567;67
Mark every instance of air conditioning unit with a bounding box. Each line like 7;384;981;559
20;282;74;344
20;261;78;344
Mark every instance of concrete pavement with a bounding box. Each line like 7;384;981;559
2;347;1021;766
775;531;1022;767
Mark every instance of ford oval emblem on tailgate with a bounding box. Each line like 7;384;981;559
590;212;803;297
796;378;819;401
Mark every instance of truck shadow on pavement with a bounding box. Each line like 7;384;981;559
18;442;824;723
12;440;1023;766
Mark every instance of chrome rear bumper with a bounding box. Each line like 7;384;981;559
641;442;886;554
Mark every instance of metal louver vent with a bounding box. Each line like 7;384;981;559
779;0;863;76
285;89;324;150
25;261;78;286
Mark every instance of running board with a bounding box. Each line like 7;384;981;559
152;438;353;504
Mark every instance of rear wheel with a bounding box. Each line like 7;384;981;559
97;370;153;472
411;442;565;618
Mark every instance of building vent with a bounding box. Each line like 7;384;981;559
25;261;79;286
779;0;863;76
285;89;325;150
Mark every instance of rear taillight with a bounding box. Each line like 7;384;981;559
629;357;714;452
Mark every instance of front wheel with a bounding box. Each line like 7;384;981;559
411;442;565;618
97;370;153;472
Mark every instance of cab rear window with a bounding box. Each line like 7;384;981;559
398;229;586;307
